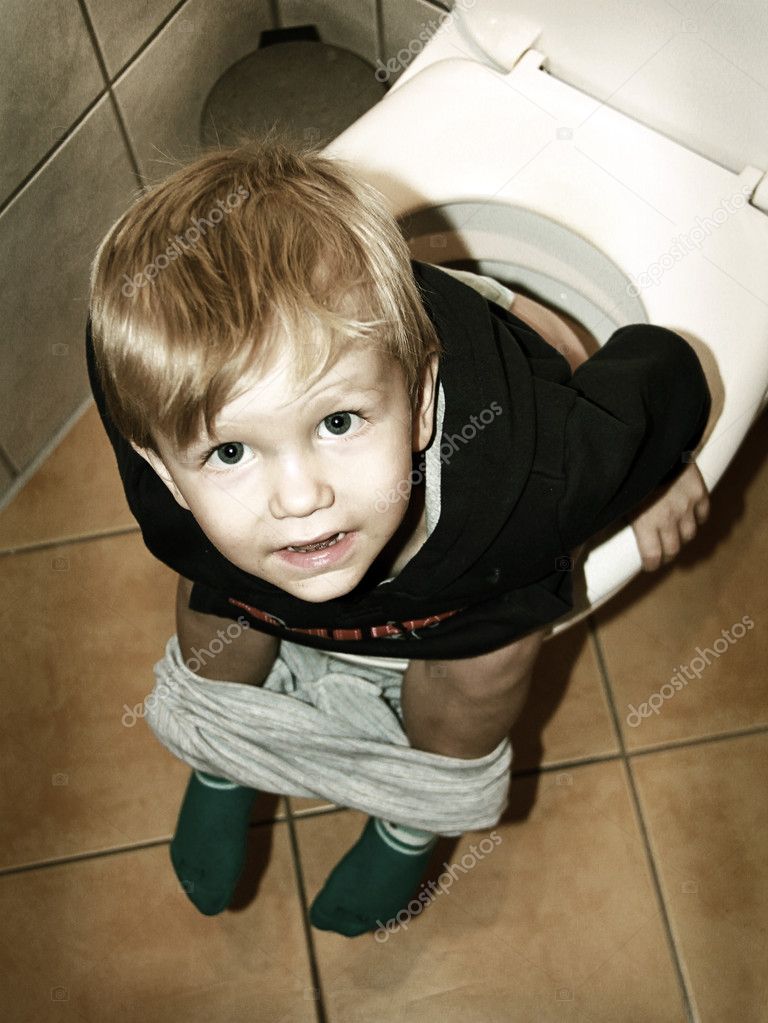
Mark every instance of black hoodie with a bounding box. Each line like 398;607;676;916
85;260;711;660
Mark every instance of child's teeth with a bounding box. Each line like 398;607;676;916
288;532;345;552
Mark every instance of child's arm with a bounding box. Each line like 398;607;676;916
176;575;279;685
627;461;710;571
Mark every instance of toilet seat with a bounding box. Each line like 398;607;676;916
324;38;768;635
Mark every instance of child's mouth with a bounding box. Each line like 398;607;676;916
278;531;356;570
285;531;347;553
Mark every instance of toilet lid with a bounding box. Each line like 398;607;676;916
458;0;768;177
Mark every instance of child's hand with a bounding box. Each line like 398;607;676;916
629;462;710;571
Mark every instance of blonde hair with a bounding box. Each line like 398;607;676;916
88;137;442;455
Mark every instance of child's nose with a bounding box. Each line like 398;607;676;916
266;458;334;520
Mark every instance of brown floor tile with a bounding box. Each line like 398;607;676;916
0;532;282;870
631;732;768;1022
593;411;768;748
0;823;315;1023
0;403;136;552
296;761;688;1021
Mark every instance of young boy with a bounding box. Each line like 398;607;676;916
86;140;711;937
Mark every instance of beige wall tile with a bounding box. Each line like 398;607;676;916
0;96;137;473
379;0;449;86
0;453;16;508
85;0;181;77
114;0;275;182
0;0;103;204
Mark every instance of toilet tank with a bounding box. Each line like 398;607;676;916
401;0;768;188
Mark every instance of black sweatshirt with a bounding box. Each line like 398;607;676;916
85;260;711;660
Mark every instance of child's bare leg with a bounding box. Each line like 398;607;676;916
401;628;547;759
176;574;279;684
512;293;593;373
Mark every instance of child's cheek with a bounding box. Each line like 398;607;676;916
371;447;420;522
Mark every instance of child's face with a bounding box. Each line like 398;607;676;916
132;342;438;603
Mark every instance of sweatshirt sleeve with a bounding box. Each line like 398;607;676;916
556;324;712;552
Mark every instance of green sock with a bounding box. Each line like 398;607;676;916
170;769;258;916
309;816;438;937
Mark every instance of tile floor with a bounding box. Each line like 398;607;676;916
0;400;765;1022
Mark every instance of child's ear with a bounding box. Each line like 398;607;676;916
129;441;191;511
413;352;439;453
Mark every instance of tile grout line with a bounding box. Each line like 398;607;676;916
76;0;116;95
93;24;146;191
284;799;329;1023
106;0;193;86
0;397;95;514
0;525;141;558
0;0;192;221
0;442;16;479
624;722;768;758
374;0;385;65
0;88;109;219
0;816;287;877
588;616;699;1023
4;723;765;876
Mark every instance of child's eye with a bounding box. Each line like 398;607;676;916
204;441;254;470
201;411;366;470
318;410;366;439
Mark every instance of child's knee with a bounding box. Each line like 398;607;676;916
430;628;546;703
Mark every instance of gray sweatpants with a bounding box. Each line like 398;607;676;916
144;634;512;837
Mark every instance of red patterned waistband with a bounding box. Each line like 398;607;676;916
227;597;464;641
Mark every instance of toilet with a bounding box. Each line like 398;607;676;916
323;0;768;635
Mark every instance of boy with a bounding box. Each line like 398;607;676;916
86;140;711;937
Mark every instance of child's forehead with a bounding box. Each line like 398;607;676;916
241;339;397;401
192;341;402;435
166;342;407;460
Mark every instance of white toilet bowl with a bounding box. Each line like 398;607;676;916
324;1;768;635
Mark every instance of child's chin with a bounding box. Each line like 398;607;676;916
282;569;362;603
